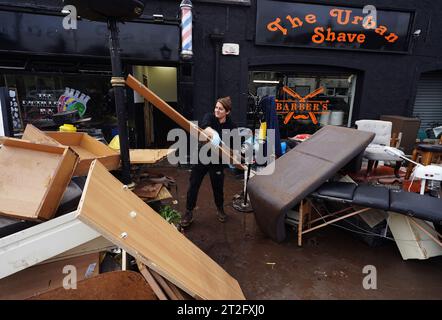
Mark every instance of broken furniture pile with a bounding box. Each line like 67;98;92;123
248;125;442;261
0;125;245;300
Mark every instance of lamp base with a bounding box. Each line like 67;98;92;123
232;193;253;212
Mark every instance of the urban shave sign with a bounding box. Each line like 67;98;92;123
256;0;413;52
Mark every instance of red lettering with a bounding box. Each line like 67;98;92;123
375;25;387;36
312;27;325;44
330;9;352;25
286;15;303;28
352;16;363;25
305;14;317;24
357;34;366;43
385;33;398;43
326;28;336;41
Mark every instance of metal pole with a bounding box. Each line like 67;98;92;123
243;96;258;206
108;18;132;186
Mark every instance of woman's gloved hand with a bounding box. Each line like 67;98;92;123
211;132;221;147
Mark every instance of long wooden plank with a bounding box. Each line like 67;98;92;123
149;268;179;300
77;160;246;300
136;260;168;300
126;74;246;170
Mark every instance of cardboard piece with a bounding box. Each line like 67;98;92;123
77;160;245;300
0;138;78;221
31;270;157;300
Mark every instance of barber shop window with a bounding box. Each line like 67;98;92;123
248;71;357;138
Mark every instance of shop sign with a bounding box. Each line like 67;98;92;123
194;0;250;5
276;86;329;124
0;11;179;61
256;0;413;52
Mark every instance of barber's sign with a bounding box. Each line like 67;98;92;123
276;86;329;125
256;0;412;52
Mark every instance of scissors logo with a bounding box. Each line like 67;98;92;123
275;86;329;125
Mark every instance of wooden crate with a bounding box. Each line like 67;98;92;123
45;131;120;176
0;138;78;221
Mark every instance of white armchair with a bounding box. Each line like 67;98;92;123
355;120;405;177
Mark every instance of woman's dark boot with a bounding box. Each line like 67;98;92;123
181;210;193;227
216;207;227;223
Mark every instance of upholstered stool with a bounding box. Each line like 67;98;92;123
405;144;442;179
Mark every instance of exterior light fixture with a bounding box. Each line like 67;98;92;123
253;80;280;84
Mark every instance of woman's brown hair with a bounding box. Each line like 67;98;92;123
217;96;232;113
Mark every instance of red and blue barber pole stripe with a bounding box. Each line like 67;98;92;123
180;0;193;59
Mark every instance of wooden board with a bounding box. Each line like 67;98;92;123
388;212;442;260
44;236;115;264
126;74;246;170
129;149;174;164
77;160;245;300
22;124;61;146
143;186;172;202
0;252;99;300
0;211;102;279
0;138;78;220
134;182;163;199
45;131;121;176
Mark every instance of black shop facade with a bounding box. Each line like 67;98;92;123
173;0;441;140
0;0;186;147
2;0;442;145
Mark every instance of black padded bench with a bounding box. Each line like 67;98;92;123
311;182;442;226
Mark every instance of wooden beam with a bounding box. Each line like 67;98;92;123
149;268;179;300
126;74;246;170
136;261;168;300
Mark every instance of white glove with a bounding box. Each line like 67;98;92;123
211;132;221;147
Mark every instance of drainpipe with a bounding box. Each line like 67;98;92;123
210;30;224;102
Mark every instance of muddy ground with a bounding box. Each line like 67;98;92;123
148;164;442;300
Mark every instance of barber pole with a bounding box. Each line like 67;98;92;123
180;0;193;59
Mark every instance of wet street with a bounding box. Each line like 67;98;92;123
150;164;442;300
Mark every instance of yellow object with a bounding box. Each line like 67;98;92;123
59;124;77;132
109;135;120;150
258;122;267;141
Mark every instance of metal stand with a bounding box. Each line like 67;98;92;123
233;94;261;212
108;18;132;186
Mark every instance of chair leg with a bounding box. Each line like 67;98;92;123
298;200;304;247
366;160;375;177
422;151;433;166
405;148;418;180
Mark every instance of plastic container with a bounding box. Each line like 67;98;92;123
329;111;344;126
319;112;330;126
59;124;77;132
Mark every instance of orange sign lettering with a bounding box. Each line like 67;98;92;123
266;7;399;45
275;86;329;125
